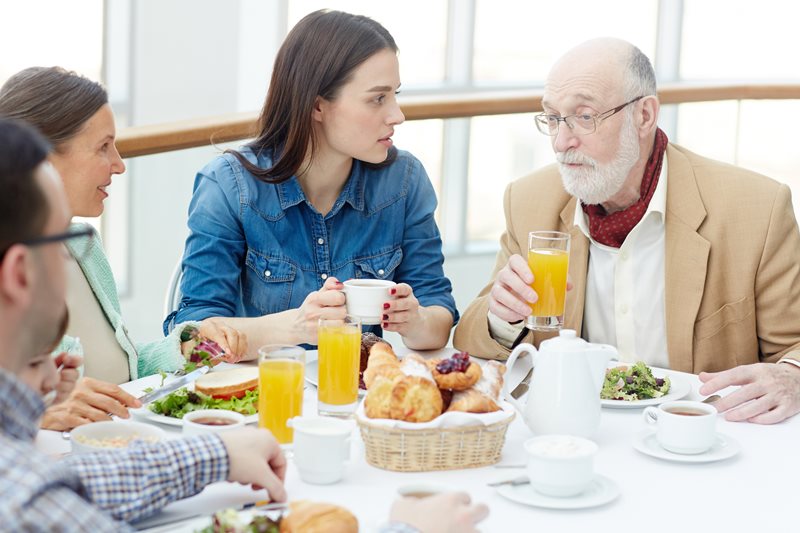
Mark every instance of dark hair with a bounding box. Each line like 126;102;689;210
0;118;52;257
0;66;108;152
229;9;398;184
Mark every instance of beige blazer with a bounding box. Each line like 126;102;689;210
453;144;800;373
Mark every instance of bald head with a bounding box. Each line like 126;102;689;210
544;38;656;113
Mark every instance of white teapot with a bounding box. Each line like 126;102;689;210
502;330;617;438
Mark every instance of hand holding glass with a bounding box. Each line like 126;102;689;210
527;231;570;331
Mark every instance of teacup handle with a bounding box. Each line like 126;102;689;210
501;342;537;412
643;406;659;425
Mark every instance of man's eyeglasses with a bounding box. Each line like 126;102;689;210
534;95;646;136
2;226;95;261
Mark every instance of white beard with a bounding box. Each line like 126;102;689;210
556;114;641;205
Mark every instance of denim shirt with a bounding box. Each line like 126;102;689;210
165;147;458;335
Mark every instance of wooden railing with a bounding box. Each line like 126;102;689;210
116;83;800;158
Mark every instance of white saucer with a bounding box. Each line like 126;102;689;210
632;429;741;463
496;474;619;510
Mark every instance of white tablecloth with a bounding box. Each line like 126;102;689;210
35;349;797;532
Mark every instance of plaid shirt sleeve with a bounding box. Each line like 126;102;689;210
62;433;229;523
13;485;130;533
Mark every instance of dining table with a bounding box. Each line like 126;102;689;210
35;346;797;532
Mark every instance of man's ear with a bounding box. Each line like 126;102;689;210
638;96;660;138
0;246;34;308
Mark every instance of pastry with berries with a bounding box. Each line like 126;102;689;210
430;352;482;391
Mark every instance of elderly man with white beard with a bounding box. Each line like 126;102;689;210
454;38;800;424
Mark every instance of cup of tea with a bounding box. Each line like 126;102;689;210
524;435;598;497
288;416;353;485
342;279;396;325
183;409;245;435
643;400;717;454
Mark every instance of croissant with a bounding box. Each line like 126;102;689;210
279;500;358;533
447;360;506;414
363;342;402;389
364;375;394;419
388;375;443;423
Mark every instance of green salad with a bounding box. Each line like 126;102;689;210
149;388;259;419
196;509;280;533
600;361;670;401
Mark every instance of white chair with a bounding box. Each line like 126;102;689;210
163;258;183;323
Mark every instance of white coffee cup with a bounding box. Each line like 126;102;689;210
643;400;717;454
342;279;396;325
182;409;245;436
288;416;352;484
524;435;598;497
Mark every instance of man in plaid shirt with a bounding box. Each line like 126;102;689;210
0;119;287;531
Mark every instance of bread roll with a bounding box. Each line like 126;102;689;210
279;500;358;533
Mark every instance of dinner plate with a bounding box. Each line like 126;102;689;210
601;371;691;409
305;359;367;398
131;407;258;427
496;474;620;510
632;429;741;463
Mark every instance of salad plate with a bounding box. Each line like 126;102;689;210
496;474;619;510
601;370;691;409
632;429;741;463
305;360;367;398
131;406;258;427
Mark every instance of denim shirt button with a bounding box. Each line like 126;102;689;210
378;269;385;276
265;270;271;277
317;238;324;245
321;273;328;280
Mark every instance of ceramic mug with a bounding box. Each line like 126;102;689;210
288;416;353;484
524;434;597;497
643;400;717;454
342;279;396;325
183;409;245;435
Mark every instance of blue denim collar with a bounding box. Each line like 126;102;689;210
276;160;366;215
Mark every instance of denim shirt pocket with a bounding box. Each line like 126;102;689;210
244;249;297;314
353;248;403;280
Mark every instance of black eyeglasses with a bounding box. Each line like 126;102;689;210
1;226;95;261
535;95;646;136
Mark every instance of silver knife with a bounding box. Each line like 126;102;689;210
510;367;533;399
138;366;210;405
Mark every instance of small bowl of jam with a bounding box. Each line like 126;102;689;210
183;409;245;435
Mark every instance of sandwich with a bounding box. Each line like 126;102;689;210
194;367;259;400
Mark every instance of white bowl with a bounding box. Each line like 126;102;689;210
71;421;165;454
182;409;245;435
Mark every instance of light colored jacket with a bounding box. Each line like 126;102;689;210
454;144;800;373
55;223;195;380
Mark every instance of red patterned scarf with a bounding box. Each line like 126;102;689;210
581;128;668;248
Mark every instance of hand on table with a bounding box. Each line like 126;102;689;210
699;362;800;424
198;318;248;363
293;276;346;344
389;492;489;533
40;377;142;431
219;428;287;502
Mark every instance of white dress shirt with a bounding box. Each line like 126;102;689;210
489;160;671;368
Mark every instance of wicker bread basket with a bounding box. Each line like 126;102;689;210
357;405;515;472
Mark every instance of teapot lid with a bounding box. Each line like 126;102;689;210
540;329;589;352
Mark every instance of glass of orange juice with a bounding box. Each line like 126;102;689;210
258;344;305;446
527;231;570;331
317;316;362;417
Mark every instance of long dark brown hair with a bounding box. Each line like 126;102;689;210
0;66;108;152
229;9;398;184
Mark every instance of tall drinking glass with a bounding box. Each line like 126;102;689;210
258;344;305;446
317;316;362;417
527;231;570;331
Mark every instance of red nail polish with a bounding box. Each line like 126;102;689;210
383;322;388;328
390;288;397;295
383;303;390;310
383;314;389;320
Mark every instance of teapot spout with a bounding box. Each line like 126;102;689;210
587;345;619;392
